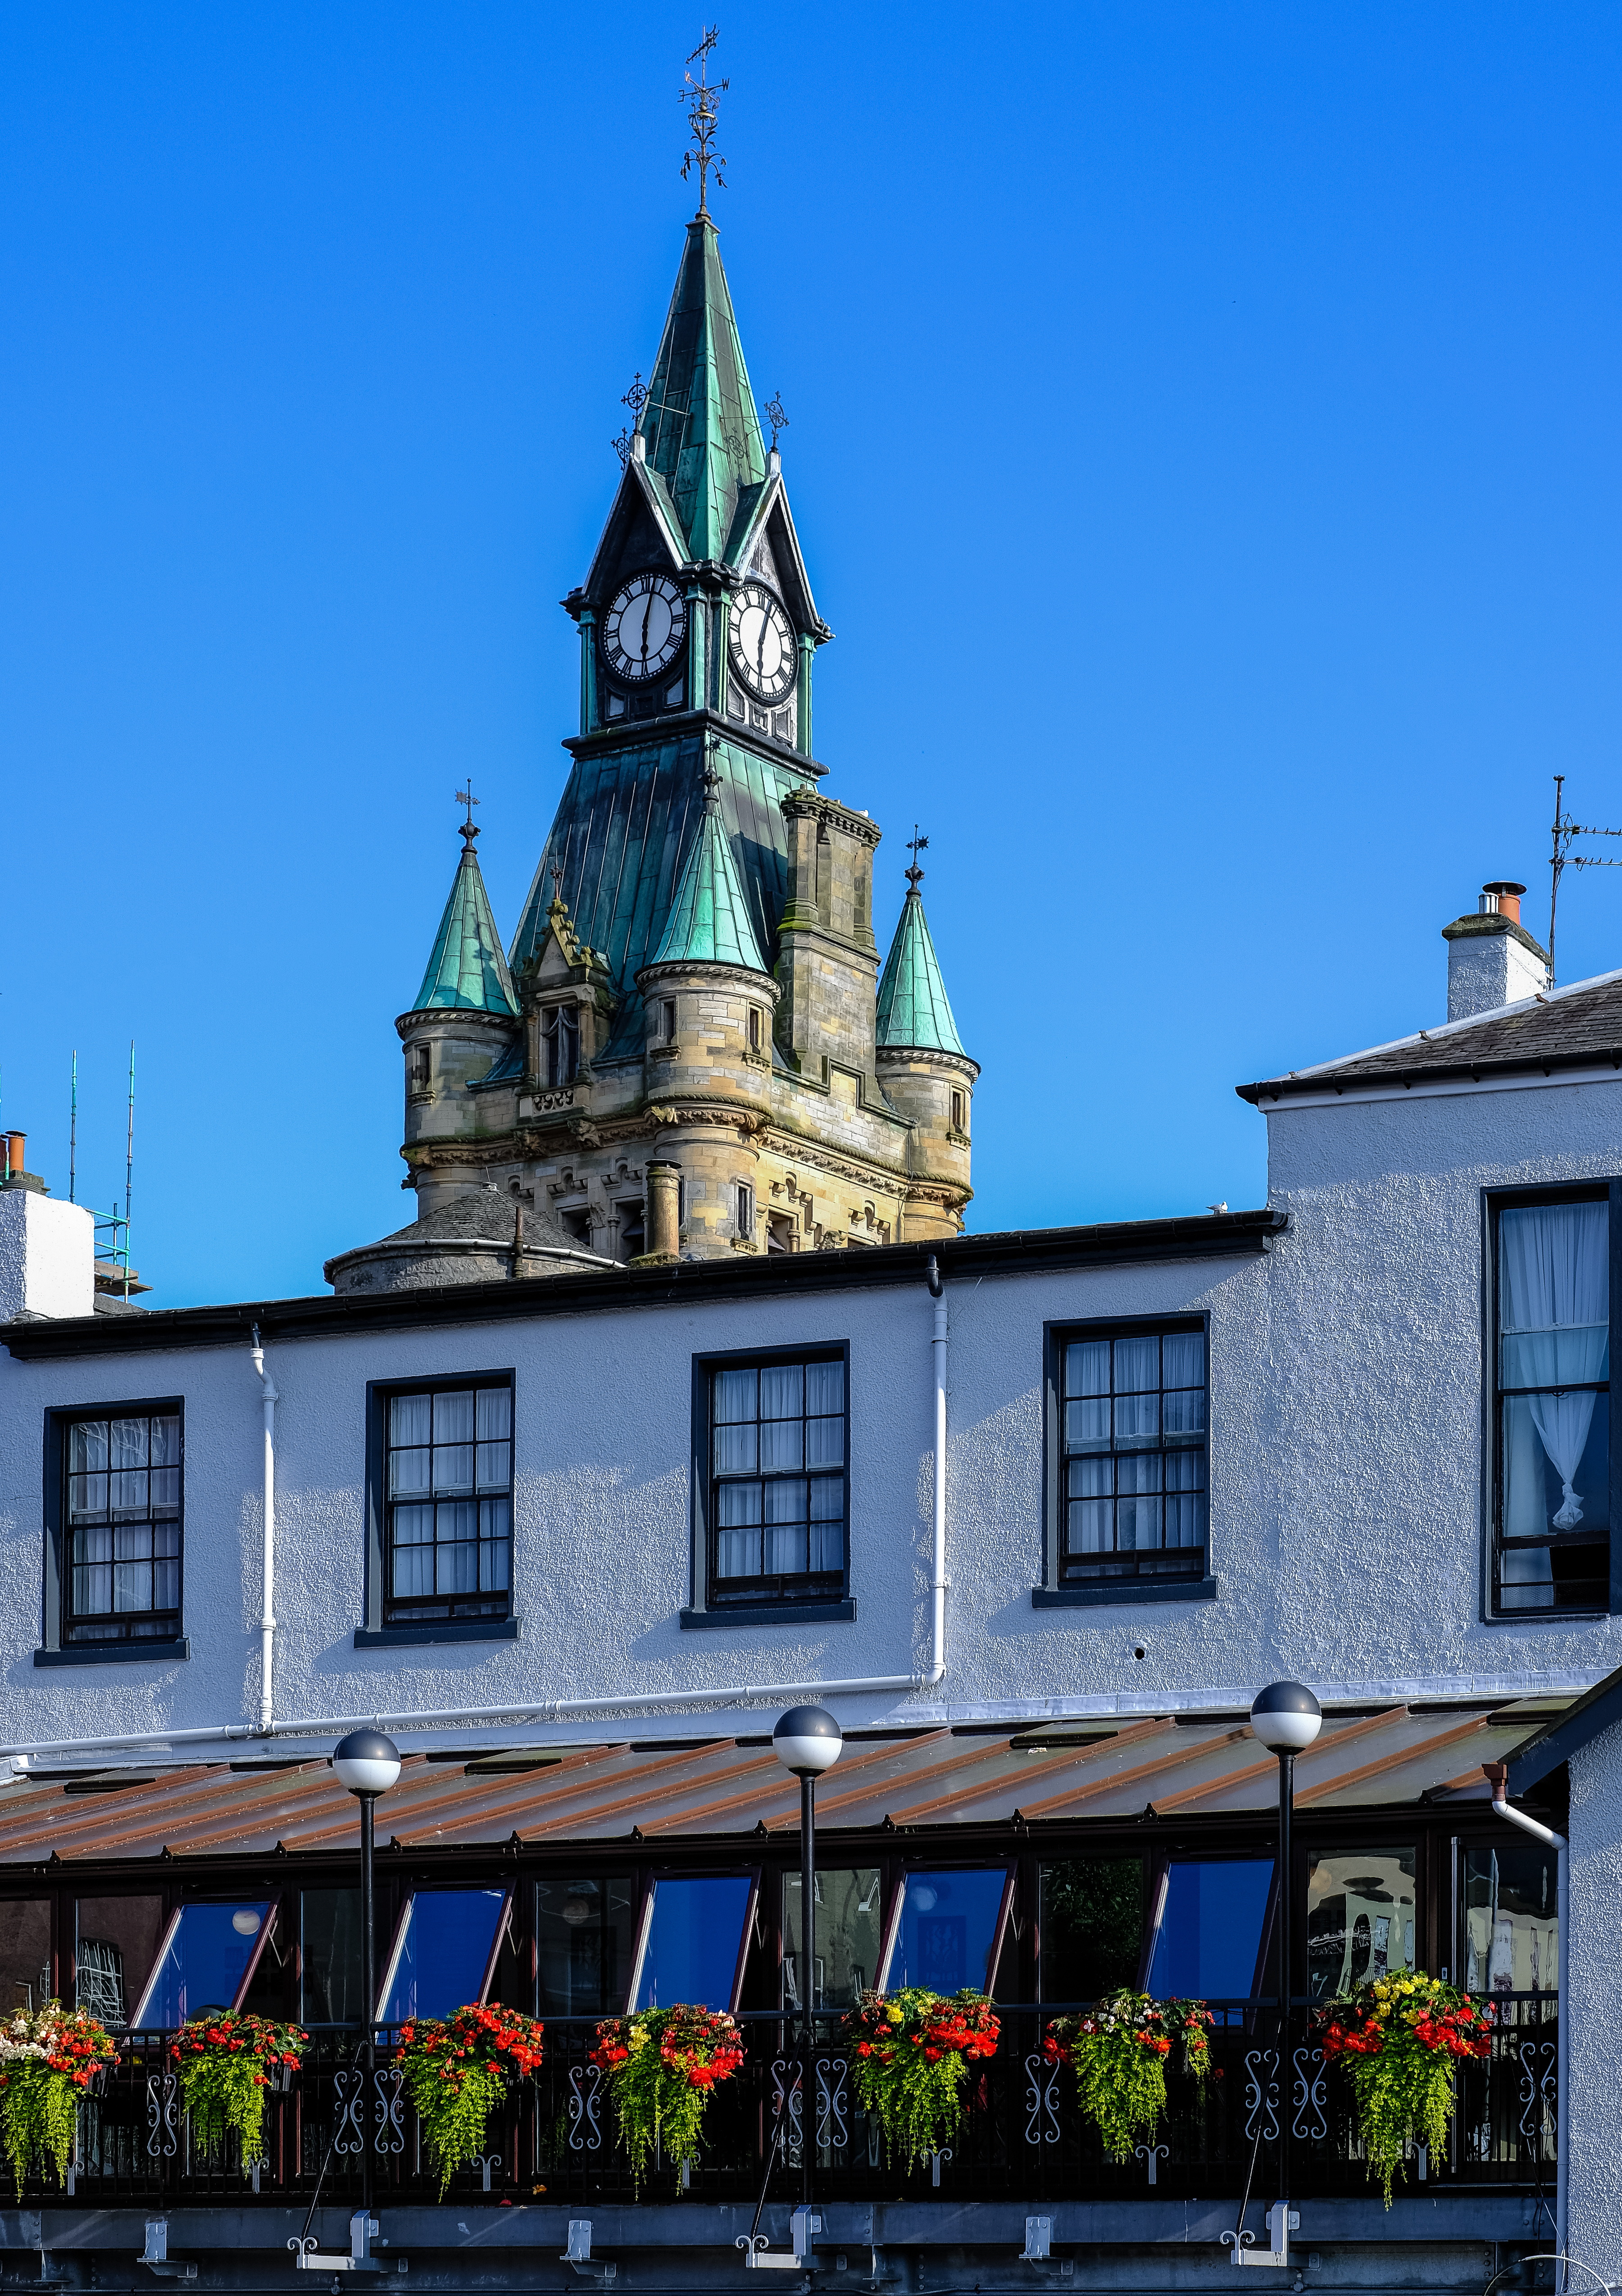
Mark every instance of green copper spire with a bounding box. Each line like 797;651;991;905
650;768;768;971
877;876;965;1056
637;215;768;563
411;819;519;1016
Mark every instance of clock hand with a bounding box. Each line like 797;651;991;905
755;606;768;681
638;592;654;668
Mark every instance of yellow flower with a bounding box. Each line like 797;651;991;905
886;2005;903;2026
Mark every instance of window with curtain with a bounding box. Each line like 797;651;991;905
63;1409;182;1642
706;1353;847;1607
1056;1323;1208;1584
1494;1194;1612;1613
383;1379;513;1626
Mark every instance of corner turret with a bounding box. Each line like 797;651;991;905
875;860;977;1240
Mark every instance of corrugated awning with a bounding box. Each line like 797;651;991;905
0;1699;1567;1867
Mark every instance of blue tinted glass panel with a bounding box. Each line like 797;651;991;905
634;1877;751;2011
884;1869;1008;1994
380;1889;507;2023
134;1902;273;2027
1146;1860;1272;2000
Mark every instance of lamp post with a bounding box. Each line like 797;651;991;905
772;1705;844;2206
1248;1682;1322;2266
332;1729;401;2217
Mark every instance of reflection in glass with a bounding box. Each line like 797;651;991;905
882;1870;1009;1995
1146;1861;1271;2000
0;1902;51;2018
1463;1844;1559;1994
536;1875;637;2016
133;1902;273;2027
379;1889;509;2023
783;1868;881;2010
634;1877;752;2011
301;1889;363;2024
1040;1860;1145;2002
77;1896;165;2027
1306;1847;1416;2002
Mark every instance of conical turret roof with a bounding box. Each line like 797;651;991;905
637;214;769;563
410;823;520;1017
877;884;965;1055
649;771;769;972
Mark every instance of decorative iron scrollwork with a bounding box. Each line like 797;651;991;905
374;2065;405;2157
1292;2043;1328;2142
1023;2052;1063;2147
568;2063;603;2154
1518;2039;1557;2150
814;2055;848;2154
145;2070;179;2160
770;2059;804;2169
332;2067;367;2157
1243;2048;1280;2145
1134;2141;1168;2187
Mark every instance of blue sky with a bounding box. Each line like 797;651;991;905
3;5;1621;1305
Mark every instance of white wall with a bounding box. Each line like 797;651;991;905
1564;1720;1622;2280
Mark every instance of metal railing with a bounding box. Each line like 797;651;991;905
47;1996;1557;2210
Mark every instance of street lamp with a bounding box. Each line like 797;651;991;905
1247;1682;1322;2268
772;1705;843;2205
333;1729;401;2215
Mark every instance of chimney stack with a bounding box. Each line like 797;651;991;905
1442;880;1550;1022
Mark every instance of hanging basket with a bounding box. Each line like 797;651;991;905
1044;1990;1213;2160
844;1989;1000;2171
172;2014;308;2169
1316;1975;1491;2205
0;2003;119;2197
397;2005;545;2196
589;2006;745;2190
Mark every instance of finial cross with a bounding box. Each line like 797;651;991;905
455;782;480;841
549;859;564;904
681;27;728;214
765;392;789;453
905;825;928;892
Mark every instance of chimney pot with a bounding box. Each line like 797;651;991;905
1480;880;1526;926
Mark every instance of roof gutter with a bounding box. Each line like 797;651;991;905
0;1260;951;1767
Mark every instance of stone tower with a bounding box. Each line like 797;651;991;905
333;205;976;1286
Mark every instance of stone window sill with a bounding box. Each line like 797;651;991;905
1031;1578;1218;1609
680;1599;857;1630
354;1619;521;1649
35;1638;191;1667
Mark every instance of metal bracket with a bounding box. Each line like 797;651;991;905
1225;2206;1300;2269
291;2211;398;2273
740;2208;822;2271
563;2223;618;2285
1019;2219;1073;2277
139;2221;197;2281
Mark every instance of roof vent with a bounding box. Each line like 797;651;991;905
1442;881;1549;1021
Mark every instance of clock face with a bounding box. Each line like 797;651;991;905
728;582;797;706
602;572;686;683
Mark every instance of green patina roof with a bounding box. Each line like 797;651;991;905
411;827;519;1016
649;786;768;972
876;889;965;1055
637;215;768;564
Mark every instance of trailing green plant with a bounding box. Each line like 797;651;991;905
590;2005;745;2189
1044;1990;1212;2160
1317;1974;1492;2205
397;2004;545;2196
845;1989;1000;2170
0;2002;118;2197
172;2014;307;2168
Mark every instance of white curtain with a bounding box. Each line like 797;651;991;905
1499;1203;1609;1529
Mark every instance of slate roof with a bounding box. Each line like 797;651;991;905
647;784;768;972
1238;968;1622;1103
877;889;966;1056
409;828;519;1018
637;214;769;563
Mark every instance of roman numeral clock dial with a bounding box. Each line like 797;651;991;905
728;582;797;707
601;572;686;682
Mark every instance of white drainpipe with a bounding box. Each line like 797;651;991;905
1486;1763;1567;2292
4;1260;951;1766
249;1326;278;1733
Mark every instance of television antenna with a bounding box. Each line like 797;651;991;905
1549;775;1622;983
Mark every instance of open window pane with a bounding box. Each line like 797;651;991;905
633;1876;751;2012
783;1868;881;2010
1463;1843;1559;1994
1306;1847;1416;2003
76;1896;165;2027
1039;1859;1145;2003
1146;1860;1271;2001
301;1889;363;2025
132;1901;273;2027
378;1888;509;2024
882;1869;1009;1994
536;1875;638;2017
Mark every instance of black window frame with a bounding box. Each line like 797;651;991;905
1483;1179;1622;1620
1034;1314;1217;1609
682;1341;855;1630
37;1397;190;1667
358;1371;521;1649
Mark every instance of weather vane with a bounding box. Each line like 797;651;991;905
904;826;928;892
680;27;728;214
765;392;789;454
454;782;480;839
549;858;564;904
613;372;650;467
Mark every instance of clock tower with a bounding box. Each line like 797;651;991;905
330;196;977;1291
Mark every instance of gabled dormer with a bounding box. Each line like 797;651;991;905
514;887;615;1093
